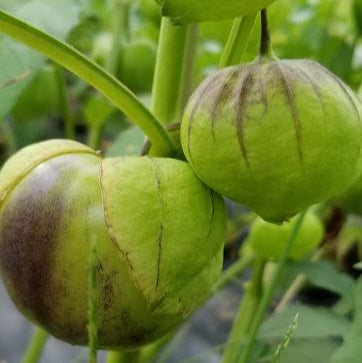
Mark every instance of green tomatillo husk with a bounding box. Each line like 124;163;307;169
0;139;226;350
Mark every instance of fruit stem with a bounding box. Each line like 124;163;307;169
222;259;265;363
259;9;275;60
106;350;140;363
151;18;198;126
219;14;257;68
238;210;307;363
21;327;48;363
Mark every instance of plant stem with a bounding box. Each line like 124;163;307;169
237;210;307;363
55;66;75;140
21;327;48;363
88;237;98;363
106;350;140;363
0;9;176;156
151;18;198;125
88;124;103;150
212;253;254;295
219;14;257;68
222;260;265;363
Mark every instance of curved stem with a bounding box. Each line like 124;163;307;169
151;18;198;125
238;210;307;363
219;14;257;68
0;9;176;156
21;327;48;363
222;260;265;363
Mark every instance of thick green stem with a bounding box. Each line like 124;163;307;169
177;25;199;119
88;124;103;150
55;66;75;140
21;327;48;363
222;260;265;363
0;9;175;156
219;14;257;68
151;18;198;125
106;350;140;363
237;211;307;363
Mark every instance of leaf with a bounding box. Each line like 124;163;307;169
105;127;145;157
161;0;276;25
277;338;340;363
0;0;82;123
288;260;354;298
259;304;351;340
330;335;362;363
330;277;362;363
272;313;299;363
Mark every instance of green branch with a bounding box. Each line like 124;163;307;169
21;327;48;363
222;260;265;363
0;9;176;156
237;210;307;363
219;14;257;68
151;18;198;125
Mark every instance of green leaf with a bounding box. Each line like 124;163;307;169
259;304;351;339
161;0;276;25
276;338;340;363
289;260;354;297
0;0;82;122
105;127;145;157
330;277;362;363
330;335;362;363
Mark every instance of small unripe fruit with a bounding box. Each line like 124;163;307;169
117;40;157;94
12;64;60;122
248;212;324;261
0;140;226;349
91;31;114;66
139;0;161;22
181;59;362;223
